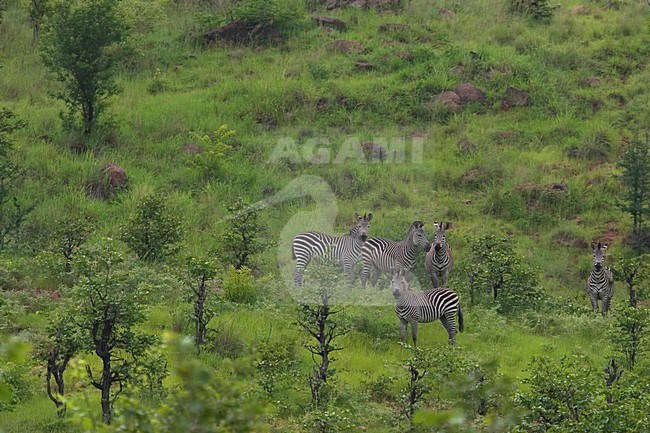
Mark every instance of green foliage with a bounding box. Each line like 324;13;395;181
218;197;268;270
227;0;305;38
67;238;158;423
0;338;31;413
617;134;650;247
52;213;93;274
0;108;29;250
121;193;183;263
612;252;650;306
185;255;219;350
515;352;650;433
222;265;258;305
255;338;298;396
40;0;129;135
109;338;267;433
515;353;596;431
187;125;235;180
610;307;650;370
463;235;546;315
22;0;51;42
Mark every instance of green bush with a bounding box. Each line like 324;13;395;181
121;193;184;263
508;0;555;22
228;0;305;36
462;235;546;315
221;265;258;305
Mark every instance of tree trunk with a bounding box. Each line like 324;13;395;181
194;276;207;349
101;355;112;424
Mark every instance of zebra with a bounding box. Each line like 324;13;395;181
360;220;430;288
586;241;614;315
391;268;464;346
424;221;454;288
292;213;373;285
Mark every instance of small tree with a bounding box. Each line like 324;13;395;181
515;353;596;431
219;198;268;270
0;108;30;249
464;235;545;315
36;315;80;416
107;339;267;433
121;193;183;263
612;253;649;307
617;135;650;248
40;0;129;135
296;265;348;411
23;0;52;43
185;256;218;352
610;307;649;370
401;345;434;422
53;214;93;273
67;238;157;423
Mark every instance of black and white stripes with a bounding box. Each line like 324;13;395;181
425;221;454;288
292;213;372;285
586;241;614;315
391;268;464;345
360;221;430;288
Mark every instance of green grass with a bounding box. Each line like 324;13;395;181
1;0;650;431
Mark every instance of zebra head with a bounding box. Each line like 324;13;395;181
352;212;373;242
592;241;608;271
391;268;409;299
408;220;430;251
432;221;450;253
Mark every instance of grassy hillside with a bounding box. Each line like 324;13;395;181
1;0;650;431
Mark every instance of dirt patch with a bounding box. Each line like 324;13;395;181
434;91;462;113
454;83;486;104
313;16;347;31
552;231;589;249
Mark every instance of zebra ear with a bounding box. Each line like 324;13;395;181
366;212;373;221
445;221;451;230
597;241;602;249
355;212;361;220
602;243;608;250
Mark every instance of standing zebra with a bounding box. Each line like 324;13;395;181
424;221;454;288
360;221;430;288
391;268;464;345
292;213;373;285
586;241;614;315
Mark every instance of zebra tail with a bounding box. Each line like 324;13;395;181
458;305;464;333
291;243;296;260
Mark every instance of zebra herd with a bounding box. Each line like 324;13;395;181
291;214;616;346
292;215;462;345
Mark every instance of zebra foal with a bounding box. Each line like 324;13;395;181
292;212;373;285
391;268;464;346
586;241;614;315
360;220;430;288
424;221;454;288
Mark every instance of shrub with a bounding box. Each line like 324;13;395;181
218;198;269;270
121;193;184;262
508;0;555;22
227;0;305;38
610;307;650;370
462;235;546;314
221;265;258;305
187;125;235;180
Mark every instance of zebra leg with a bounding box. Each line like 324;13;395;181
361;263;371;288
343;262;355;285
441;314;457;345
442;269;449;287
587;291;598;313
293;259;309;286
431;272;440;289
602;296;612;315
370;266;381;287
399;318;408;343
411;321;419;347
